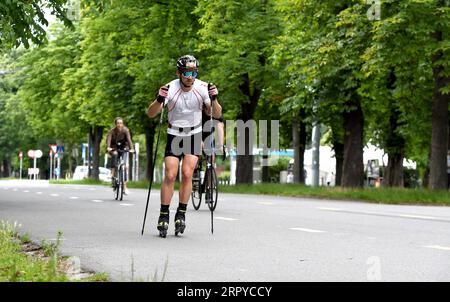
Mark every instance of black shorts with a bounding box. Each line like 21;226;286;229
165;133;202;160
108;149;128;169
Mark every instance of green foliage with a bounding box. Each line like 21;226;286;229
40;230;63;258
219;183;450;205
0;222;67;282
196;0;282;119
0;0;72;48
0;0;447;187
268;157;291;183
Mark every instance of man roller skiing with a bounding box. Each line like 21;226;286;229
147;55;222;237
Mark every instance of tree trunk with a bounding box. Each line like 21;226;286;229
90;126;103;180
2;158;11;178
145;124;156;181
293;110;306;184
341;98;364;188
385;71;405;187
87;130;93;178
262;154;270;182
236;127;255;184
386;153;404;187
236;73;261;184
429;30;449;190
333;139;344;187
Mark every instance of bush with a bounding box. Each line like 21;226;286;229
268;157;291;183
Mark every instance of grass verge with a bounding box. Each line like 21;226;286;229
0;221;109;282
219;183;450;206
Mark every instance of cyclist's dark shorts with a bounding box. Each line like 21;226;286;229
165;132;202;160
109;149;127;168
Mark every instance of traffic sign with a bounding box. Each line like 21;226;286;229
49;144;57;154
57;145;64;153
19;151;23;158
28;168;39;175
27;150;35;158
34;150;43;158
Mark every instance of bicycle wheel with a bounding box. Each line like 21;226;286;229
119;165;124;201
191;167;202;210
204;167;218;211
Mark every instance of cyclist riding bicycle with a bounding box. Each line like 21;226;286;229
106;117;134;195
147;54;222;237
201;106;226;161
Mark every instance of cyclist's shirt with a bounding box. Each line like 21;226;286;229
164;79;211;137
106;127;133;150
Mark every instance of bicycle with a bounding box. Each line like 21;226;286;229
191;151;218;211
112;144;131;201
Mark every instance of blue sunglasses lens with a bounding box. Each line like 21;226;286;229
182;70;198;78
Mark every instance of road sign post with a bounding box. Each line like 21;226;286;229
19;151;23;180
28;150;43;180
49;144;57;180
49;151;53;180
135;143;140;181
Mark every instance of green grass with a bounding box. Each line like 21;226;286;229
0;221;109;282
50;179;449;205
0;222;68;282
50;179;109;186
218;183;450;206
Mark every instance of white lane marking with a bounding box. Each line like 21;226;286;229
290;227;325;233
50;194;59;197
69;197;79;200
23;190;29;193
258;202;274;205
120;203;134;206
89;188;96;191
36;192;43;195
424;245;450;251
92;199;104;203
214;217;238;221
317;207;341;211
318;207;439;221
13;188;18;191
398;214;437;220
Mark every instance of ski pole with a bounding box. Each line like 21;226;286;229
208;83;215;234
141;95;166;236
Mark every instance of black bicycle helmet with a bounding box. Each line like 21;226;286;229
176;55;199;71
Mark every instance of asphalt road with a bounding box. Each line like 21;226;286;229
1;179;450;282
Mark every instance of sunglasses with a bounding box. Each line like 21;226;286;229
181;70;198;78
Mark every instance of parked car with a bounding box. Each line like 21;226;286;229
73;166;112;182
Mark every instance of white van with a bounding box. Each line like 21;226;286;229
73;166;112;182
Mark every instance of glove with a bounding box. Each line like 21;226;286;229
208;83;218;101
156;85;169;103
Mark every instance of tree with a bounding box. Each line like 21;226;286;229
196;0;282;184
121;0;201;180
362;0;450;189
0;0;72;48
275;1;372;188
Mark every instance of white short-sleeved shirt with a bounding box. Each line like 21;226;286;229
164;79;211;136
